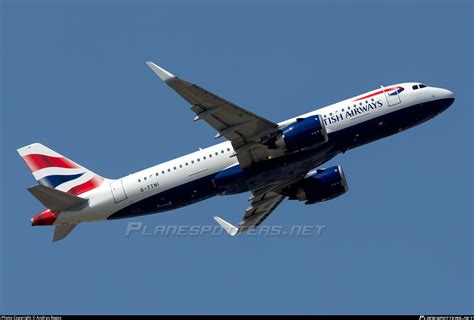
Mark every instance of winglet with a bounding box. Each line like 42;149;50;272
146;61;176;81
213;216;239;236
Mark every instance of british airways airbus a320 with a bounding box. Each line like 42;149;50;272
18;61;455;241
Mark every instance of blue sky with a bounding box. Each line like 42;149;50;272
1;0;472;315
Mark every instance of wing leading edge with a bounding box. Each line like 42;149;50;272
146;61;284;167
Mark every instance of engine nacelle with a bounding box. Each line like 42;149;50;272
289;165;349;205
274;115;328;152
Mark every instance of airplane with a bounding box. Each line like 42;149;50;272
18;61;455;242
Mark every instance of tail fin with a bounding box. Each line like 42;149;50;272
17;143;104;196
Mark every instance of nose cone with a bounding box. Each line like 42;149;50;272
440;88;455;100
431;88;455;113
441;89;455;110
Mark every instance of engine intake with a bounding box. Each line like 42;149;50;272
289;165;349;205
274;115;328;152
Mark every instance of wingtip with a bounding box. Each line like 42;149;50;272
145;61;176;81
213;216;239;236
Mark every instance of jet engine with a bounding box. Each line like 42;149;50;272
287;165;349;205
270;115;328;152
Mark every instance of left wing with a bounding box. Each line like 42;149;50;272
214;190;285;236
146;61;283;167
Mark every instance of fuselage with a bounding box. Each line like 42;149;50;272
52;82;454;225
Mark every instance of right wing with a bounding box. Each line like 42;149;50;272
146;61;285;167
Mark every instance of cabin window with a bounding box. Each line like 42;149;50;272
144;177;147;180
215;152;218;156
203;156;206;160
167;169;171;172
221;150;224;154
209;154;212;158
161;170;165;174
227;148;230;152
179;164;182;168
191;160;194;164
138;179;141;182
173;166;176;170
185;162;188;166
155;173;159;176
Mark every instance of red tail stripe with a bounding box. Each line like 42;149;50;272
22;154;79;172
67;176;103;195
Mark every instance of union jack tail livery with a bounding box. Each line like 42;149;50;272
17;143;104;196
17;143;109;242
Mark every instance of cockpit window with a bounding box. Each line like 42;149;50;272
419;84;427;88
412;85;419;90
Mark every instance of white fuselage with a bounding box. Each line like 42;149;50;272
55;82;454;225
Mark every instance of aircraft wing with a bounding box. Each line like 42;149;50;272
214;190;285;236
146;61;283;167
211;175;307;235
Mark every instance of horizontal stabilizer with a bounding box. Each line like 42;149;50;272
213;216;239;236
53;223;77;242
28;185;88;212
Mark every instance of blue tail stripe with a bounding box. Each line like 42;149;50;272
38;173;85;188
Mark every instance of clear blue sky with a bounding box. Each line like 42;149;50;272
1;0;472;315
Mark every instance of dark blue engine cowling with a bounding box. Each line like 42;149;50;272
289;165;349;205
275;115;328;152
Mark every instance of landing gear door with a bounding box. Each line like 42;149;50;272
382;85;401;106
110;179;127;203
